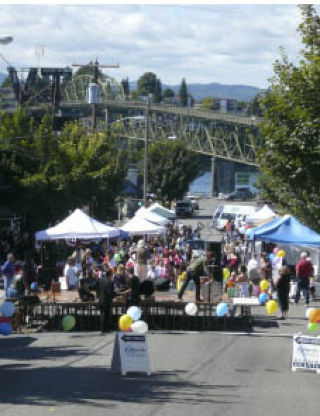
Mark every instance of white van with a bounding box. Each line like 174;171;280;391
213;204;257;231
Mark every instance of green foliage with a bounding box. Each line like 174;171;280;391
121;77;130;98
201;96;213;109
147;139;200;204
258;5;320;231
179;78;188;107
0;110;126;230
163;88;175;99
137;72;162;102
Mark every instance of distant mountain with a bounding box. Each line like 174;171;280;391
129;81;260;102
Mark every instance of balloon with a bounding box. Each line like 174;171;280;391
1;302;15;318
114;253;121;262
131;320;148;334
62;315;76;331
127;306;142;322
0;322;12;336
222;268;230;280
306;307;316;320
185;302;198;316
260;279;269;292
273;248;280;254
266;300;278;315
216;302;229;317
308;322;318;332
119;314;133;331
277;250;286;258
252;285;261;296
269;253;275;262
228;287;235;298
259;292;268;304
309;309;320;324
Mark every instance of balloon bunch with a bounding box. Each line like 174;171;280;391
269;248;286;263
119;306;148;334
0;302;15;336
62;315;76;331
306;308;320;331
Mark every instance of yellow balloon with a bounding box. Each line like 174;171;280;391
119;314;133;331
266;300;278;315
309;309;320;324
260;279;269;292
223;268;230;280
277;250;286;258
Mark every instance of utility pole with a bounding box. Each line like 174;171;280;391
72;59;119;131
143;97;150;207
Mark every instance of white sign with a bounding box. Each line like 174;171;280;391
58;277;68;291
292;334;320;373
111;332;152;376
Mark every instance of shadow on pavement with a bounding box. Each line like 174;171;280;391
0;366;242;408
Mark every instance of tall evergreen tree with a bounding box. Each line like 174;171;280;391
121;77;130;98
179;78;188;107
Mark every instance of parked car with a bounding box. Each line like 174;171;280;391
175;200;193;217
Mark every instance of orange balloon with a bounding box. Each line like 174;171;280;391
309;309;320;323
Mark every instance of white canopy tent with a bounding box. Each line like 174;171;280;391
245;205;277;228
35;208;120;241
146;203;175;219
134;207;169;225
120;216;166;236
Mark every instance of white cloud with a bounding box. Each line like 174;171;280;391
0;4;312;88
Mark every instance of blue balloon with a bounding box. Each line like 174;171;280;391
269;253;275;262
0;322;12;336
259;292;268;304
127;306;142;322
1;302;15;317
216;302;229;317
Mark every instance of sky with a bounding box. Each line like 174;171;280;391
0;3;315;88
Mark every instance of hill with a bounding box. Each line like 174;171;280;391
129;81;260;102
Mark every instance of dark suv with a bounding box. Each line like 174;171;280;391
175;200;193;217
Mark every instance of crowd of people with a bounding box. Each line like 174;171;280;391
0;218;317;327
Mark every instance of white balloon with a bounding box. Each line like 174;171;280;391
306;307;316;319
185;302;198;316
131;320;148;334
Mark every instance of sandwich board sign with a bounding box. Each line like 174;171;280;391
292;334;320;373
111;332;152;376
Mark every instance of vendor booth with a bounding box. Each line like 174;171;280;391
120;216;166;236
35;208;120;241
134;207;169;226
245;205;277;228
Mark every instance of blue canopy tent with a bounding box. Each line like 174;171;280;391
247;215;320;247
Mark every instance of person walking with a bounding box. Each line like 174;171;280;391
295;252;313;305
275;265;291;319
1;253;15;299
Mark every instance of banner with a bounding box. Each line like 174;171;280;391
292;334;320;373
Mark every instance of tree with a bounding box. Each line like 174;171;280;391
248;93;263;116
137;72;162;101
147;139;200;205
163;88;175;99
258;5;320;231
0;110;126;231
121;77;130;98
201;97;213;110
179;78;188;107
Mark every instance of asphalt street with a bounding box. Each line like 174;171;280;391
0;301;319;416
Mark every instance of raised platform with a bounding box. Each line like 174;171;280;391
15;290;251;332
